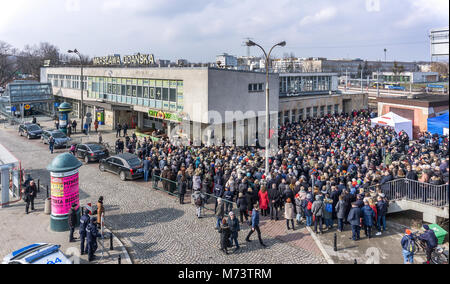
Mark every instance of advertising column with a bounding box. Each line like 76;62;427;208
47;153;82;232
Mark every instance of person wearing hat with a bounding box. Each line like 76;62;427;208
68;203;78;243
401;229;416;264
86;216;102;262
79;208;91;255
228;211;240;251
418;225;439;264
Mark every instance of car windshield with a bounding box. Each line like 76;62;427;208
51;132;66;138
127;158;141;167
28;125;41;131
88;144;105;152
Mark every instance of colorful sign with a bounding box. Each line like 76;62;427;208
148;109;182;122
50;171;80;216
24;104;31;110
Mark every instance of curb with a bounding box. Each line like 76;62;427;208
103;227;133;264
306;226;335;264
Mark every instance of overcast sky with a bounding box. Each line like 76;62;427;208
0;0;448;62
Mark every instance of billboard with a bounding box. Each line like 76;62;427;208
430;27;449;58
50;170;80;216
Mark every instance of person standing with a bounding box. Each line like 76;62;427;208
23;180;37;214
143;156;151;182
311;195;324;234
376;196;388;236
96;196;105;229
228;212;240;252
116;123;122;138
236;193;248;224
72;120;77;134
98;132;103;144
192;190;204;218
122;122;128;137
68;203;78;242
268;183;280;220
48;135;55;154
335;195;347;232
215;198;225;229
401;229;416;264
178;176;187;205
79;208;90;255
284;198;295;230
258;186;270;217
323;194;334;230
245;204;266;247
67;124;72;138
86;217;102;262
361;200;375;239
94;120;99;133
347;202;362;241
218;218;231;255
83;122;89;136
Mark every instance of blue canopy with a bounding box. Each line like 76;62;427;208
427;112;449;135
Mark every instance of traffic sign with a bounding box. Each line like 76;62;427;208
24;104;31;110
427;84;444;89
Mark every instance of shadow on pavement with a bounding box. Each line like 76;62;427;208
106;207;185;230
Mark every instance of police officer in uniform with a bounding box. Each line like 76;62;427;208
79;208;90;255
68;203;78;242
86;217;102;262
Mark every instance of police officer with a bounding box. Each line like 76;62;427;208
68;203;78;242
86;217;102;262
79;208;90;255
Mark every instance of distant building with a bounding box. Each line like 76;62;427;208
216;53;238;69
373;72;439;84
157;59;171;67
177;59;189;66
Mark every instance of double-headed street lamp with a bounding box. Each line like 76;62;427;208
68;49;84;130
246;40;286;176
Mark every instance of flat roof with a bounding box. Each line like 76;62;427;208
377;94;449;107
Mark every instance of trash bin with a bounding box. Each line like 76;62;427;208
429;224;448;245
44;198;51;215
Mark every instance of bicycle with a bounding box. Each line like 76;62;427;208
431;246;449;265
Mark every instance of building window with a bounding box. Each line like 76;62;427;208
313;107;318;117
137;86;143;98
291;109;296;123
298;109;304;121
306;107;311;118
284;111;289;125
327;105;332;115
248;83;264;92
320;106;325;117
334;104;339;114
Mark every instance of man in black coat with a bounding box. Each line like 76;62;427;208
268;183;281;220
24;180;37;214
86;217;102;262
68;203;78;242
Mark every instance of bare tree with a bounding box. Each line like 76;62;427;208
0;41;21;86
431;62;449;78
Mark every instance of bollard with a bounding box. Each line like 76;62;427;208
46;185;49;198
354;259;358;264
334;233;338;252
110;233;114;250
118;255;121;264
37;179;40;193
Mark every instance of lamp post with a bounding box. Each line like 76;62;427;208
246;40;286;176
68;49;84;131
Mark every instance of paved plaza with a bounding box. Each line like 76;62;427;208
0;117;326;264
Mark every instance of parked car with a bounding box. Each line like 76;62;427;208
18;123;43;139
75;142;109;163
2;243;72;264
99;153;143;181
41;130;72;148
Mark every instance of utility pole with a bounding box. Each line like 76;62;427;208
361;69;364;93
377;70;380;98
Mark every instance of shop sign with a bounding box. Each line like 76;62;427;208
93;53;155;66
148;110;182;122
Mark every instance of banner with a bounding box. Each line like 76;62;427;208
50;171;80;216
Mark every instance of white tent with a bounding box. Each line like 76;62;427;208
370;112;413;139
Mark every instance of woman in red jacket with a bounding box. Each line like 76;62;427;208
258;186;270;217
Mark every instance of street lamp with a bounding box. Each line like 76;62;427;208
68;49;84;130
246;40;286;176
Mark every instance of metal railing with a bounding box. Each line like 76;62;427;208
367;179;449;208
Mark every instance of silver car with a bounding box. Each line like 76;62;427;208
41;130;72;148
2;243;72;264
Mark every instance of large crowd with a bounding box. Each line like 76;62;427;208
112;110;448;254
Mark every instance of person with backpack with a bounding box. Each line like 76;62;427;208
401;229;416;264
323;194;334;230
418;225;439;264
192;190;204;218
303;194;314;227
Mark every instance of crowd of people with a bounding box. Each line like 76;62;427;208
104;110;448;254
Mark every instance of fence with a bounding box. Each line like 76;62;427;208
367;179;449;208
151;175;238;215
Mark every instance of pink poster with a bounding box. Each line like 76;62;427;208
51;172;80;216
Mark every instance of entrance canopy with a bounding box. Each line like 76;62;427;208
371;112;413;139
427;112;449;136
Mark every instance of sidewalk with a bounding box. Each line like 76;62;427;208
0;194;131;264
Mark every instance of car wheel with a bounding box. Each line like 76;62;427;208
84;156;90;164
99;164;105;172
119;171;127;181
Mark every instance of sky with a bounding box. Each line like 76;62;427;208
0;0;448;62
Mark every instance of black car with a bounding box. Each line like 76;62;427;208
99;153;143;181
18;123;43;139
41;130;72;148
76;143;109;163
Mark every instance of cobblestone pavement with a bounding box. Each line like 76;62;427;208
0;117;326;264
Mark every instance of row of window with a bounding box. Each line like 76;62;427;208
280;76;332;94
248;83;264;92
279;104;339;124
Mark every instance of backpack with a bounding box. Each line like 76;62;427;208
325;203;333;213
406;236;415;253
307;201;313;211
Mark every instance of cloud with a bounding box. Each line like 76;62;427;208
395;0;449;28
299;7;337;27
